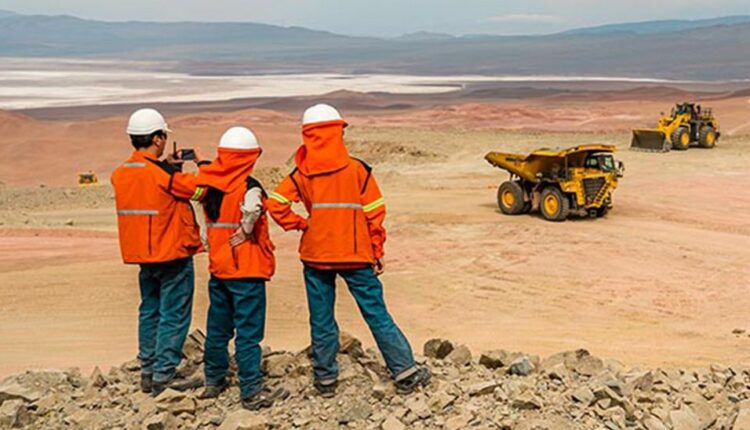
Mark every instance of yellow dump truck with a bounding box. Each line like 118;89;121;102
631;102;719;152
485;144;624;221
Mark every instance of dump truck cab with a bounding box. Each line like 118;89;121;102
631;102;719;152
584;152;617;173
485;144;623;222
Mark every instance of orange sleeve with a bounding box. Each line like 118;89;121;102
167;172;206;202
361;170;386;259
267;174;308;231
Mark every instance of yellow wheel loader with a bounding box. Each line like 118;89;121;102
631;102;720;152
485;144;624;222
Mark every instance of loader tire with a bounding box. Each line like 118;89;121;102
540;187;569;222
671;127;690;151
497;181;526;215
699;126;717;148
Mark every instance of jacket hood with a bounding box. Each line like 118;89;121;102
295;120;350;176
198;148;261;192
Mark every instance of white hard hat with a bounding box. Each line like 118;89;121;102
302;104;343;125
219;126;259;150
126;108;171;135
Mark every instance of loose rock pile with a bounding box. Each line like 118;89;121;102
1;332;749;429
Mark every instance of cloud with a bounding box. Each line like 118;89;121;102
483;14;564;24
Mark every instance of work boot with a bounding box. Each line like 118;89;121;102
151;374;204;397
140;374;153;394
313;379;338;398
198;379;228;399
395;366;432;395
241;386;290;411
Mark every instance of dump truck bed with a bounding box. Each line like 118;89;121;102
485;144;616;182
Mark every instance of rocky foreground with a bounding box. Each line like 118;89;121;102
1;331;749;430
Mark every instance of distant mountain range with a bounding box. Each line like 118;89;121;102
1;11;749;80
394;31;456;41
560;15;750;35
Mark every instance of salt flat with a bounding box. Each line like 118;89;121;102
0;57;705;109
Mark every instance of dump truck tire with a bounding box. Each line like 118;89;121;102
497;181;526;215
671;127;690;150
540;187;569;222
699;126;717;148
596;206;609;217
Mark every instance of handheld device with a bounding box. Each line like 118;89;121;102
172;142;196;160
180;149;196;160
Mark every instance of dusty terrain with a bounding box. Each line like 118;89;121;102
1;87;749;382
2;331;749;429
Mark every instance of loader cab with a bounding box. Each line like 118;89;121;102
675;103;699;120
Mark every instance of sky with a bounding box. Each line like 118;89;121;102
2;0;750;36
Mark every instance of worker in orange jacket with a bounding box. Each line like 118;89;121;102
111;108;206;397
195;126;288;410
267;104;431;397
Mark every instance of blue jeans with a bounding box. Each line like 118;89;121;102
204;276;266;399
138;257;195;384
303;265;416;383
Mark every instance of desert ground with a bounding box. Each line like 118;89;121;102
1;82;749;380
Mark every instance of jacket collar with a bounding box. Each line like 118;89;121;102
198;148;261;192
130;150;159;161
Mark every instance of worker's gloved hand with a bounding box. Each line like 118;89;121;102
229;227;256;247
298;218;309;232
166;152;184;166
373;258;385;276
191;148;206;164
229;227;247;247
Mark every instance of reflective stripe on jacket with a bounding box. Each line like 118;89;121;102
197;148;275;280
111;151;203;264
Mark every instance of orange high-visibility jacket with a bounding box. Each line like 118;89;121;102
267;120;386;265
111;151;205;264
197;148;275;280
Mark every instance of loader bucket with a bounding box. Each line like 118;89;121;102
630;129;668;152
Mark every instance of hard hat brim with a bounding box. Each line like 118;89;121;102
126;125;172;136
